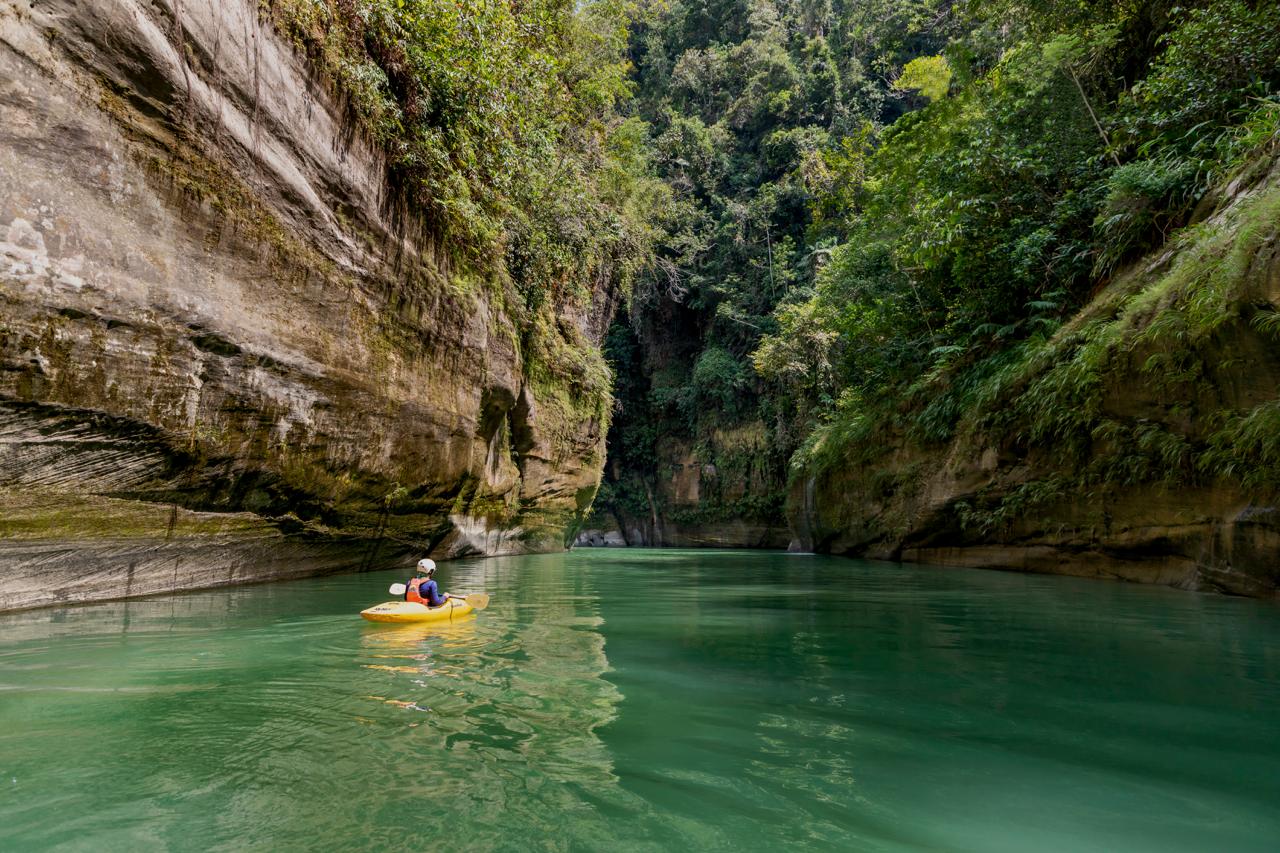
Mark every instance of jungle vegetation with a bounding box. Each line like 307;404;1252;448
269;1;1280;530
594;0;1280;530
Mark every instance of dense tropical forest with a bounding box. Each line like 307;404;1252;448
592;0;1280;539
264;0;1280;542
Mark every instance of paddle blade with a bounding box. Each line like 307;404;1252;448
462;593;490;611
388;583;407;595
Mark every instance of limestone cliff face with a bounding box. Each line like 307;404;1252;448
0;0;612;611
583;426;790;549
792;152;1280;597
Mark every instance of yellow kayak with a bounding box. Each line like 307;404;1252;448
360;598;475;624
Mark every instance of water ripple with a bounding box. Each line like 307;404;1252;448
0;551;1278;852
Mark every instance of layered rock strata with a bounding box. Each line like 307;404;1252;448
0;0;611;611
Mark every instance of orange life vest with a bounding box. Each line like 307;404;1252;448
406;576;433;606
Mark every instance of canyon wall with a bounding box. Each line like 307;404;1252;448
589;147;1280;600
792;152;1280;597
581;427;790;549
0;0;612;611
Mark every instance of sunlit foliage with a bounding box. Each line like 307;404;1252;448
272;0;664;302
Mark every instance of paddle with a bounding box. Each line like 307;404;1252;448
386;584;490;611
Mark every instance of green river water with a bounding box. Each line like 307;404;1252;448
1;549;1278;852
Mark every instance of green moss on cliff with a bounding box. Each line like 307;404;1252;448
793;156;1280;543
0;489;271;541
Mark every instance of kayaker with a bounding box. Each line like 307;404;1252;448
405;558;450;608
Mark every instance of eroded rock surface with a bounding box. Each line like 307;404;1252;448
0;0;610;611
791;153;1280;597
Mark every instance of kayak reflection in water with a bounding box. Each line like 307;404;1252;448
405;559;451;607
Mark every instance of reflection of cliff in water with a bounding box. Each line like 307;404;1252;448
422;553;623;783
184;555;628;848
0;577;310;642
343;553;630;849
0;557;628;850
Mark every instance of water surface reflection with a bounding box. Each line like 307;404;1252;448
1;550;1278;852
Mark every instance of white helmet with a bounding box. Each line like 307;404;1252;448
416;558;436;575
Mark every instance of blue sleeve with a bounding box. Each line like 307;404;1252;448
425;580;445;607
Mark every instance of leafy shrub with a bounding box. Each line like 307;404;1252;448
691;348;750;417
893;55;952;101
1093;156;1198;274
1202;401;1280;490
1116;1;1280;164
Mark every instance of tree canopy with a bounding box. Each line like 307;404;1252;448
595;0;1280;528
272;1;1280;527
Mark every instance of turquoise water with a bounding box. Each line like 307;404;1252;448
1;549;1278;851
